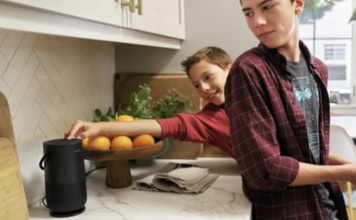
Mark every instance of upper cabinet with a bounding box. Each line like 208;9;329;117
0;0;185;49
2;0;125;27
128;0;185;39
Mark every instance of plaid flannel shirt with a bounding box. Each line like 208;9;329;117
225;41;347;220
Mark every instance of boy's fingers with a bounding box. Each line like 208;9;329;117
80;130;91;140
74;128;86;140
65;121;79;139
68;121;84;139
65;125;74;138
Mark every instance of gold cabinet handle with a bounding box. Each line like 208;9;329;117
121;0;135;13
135;0;142;15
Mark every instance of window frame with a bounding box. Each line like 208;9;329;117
332;0;356;114
350;0;356;106
300;0;356;113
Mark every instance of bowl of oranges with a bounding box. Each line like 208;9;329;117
81;115;163;189
82;134;162;161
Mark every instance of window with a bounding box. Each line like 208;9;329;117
324;44;346;60
299;0;356;104
327;65;347;80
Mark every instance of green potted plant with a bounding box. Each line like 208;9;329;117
93;84;155;122
152;88;193;119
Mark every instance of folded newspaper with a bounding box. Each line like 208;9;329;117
133;163;219;194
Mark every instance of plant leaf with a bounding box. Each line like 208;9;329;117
106;107;112;116
94;109;102;117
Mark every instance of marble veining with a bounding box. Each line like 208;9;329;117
28;159;251;220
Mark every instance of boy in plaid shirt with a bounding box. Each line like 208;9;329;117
225;0;352;219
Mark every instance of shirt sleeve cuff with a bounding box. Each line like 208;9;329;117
264;156;300;191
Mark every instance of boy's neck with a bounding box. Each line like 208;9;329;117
277;20;301;62
277;37;301;62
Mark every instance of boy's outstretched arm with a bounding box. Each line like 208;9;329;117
65;111;213;144
65;119;162;139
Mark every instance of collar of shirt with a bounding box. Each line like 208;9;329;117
257;40;318;74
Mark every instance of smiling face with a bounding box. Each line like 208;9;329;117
240;0;304;49
188;58;230;106
181;47;232;106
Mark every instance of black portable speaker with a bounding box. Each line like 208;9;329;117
39;138;87;217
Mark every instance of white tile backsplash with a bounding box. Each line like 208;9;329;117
0;29;6;46
8;52;40;117
0;30;25;61
13;78;41;142
0;51;8;76
3;33;37;89
0;77;10;97
0;28;115;206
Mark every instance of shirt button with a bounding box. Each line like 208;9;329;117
292;101;295;105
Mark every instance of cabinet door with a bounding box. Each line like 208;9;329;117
129;0;185;39
3;0;125;27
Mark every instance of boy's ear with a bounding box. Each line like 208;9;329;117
295;0;305;15
224;64;232;73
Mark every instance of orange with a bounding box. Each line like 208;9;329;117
82;138;89;149
106;134;116;141
87;136;111;150
115;115;134;122
111;136;133;150
133;134;155;148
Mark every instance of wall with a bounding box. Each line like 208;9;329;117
115;0;258;73
0;28;115;206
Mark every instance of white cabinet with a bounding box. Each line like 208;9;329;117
0;0;185;49
3;0;125;27
129;0;185;39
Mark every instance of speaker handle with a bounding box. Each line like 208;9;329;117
39;151;51;170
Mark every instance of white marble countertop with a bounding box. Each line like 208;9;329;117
28;158;251;220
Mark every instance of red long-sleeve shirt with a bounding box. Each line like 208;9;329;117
156;103;233;158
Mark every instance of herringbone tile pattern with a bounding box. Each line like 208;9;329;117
0;28;115;205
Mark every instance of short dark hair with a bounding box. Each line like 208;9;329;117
181;47;232;76
239;0;295;5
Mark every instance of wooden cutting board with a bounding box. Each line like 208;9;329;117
114;73;203;159
0;93;16;152
0;92;29;220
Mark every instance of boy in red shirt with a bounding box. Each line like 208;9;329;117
65;46;234;158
